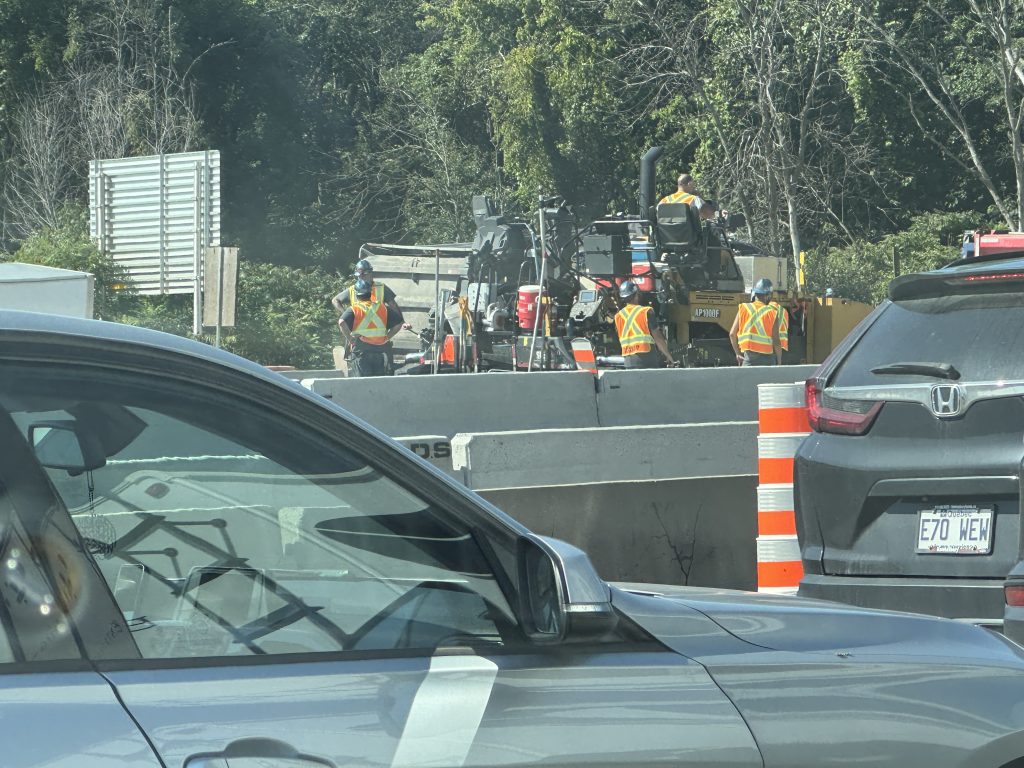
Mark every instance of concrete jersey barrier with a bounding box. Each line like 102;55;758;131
594;365;817;427
452;421;757;491
300;370;600;437
294;365;816;439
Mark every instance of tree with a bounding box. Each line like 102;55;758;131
860;0;1024;228
221;262;339;369
614;0;885;271
804;210;976;302
2;0;202;241
416;0;644;221
327;55;499;244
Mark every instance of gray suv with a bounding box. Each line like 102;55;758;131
794;253;1024;640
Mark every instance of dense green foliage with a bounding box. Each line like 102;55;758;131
2;0;1021;364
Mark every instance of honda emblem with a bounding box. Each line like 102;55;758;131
929;384;963;417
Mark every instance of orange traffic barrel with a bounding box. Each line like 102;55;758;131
757;382;811;434
755;382;810;594
756;484;797;536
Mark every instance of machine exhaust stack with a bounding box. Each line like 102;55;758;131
639;146;663;219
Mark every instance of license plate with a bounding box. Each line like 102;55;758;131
916;505;994;555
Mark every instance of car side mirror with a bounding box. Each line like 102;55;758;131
29;421;106;474
518;535;618;644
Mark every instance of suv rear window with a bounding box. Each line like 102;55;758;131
832;291;1024;386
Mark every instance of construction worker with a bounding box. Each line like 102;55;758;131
338;278;405;377
615;281;675;369
332;258;405;318
659;173;716;220
729;278;782;366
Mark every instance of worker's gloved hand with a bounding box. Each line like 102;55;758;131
402;323;413;331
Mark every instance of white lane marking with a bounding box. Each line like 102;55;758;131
390;654;499;768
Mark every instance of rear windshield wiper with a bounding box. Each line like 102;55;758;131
870;362;961;380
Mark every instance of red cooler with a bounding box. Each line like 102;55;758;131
517;285;548;331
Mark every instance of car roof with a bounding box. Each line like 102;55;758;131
939;252;1024;273
0;309;291;385
889;253;1024;300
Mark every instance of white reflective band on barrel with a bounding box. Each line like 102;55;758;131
757;586;799;595
757;383;806;410
391;654;499;768
756;433;807;459
756;484;795;512
756;535;801;562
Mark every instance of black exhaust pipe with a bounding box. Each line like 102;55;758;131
639;146;663;220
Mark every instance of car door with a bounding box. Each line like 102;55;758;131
0;407;163;768
0;348;761;768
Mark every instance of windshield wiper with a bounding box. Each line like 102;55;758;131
870;362;961;380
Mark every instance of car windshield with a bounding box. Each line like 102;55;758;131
831;291;1024;387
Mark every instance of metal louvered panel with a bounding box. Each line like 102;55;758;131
89;151;221;296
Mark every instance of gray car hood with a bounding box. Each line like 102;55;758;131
611;582;1024;666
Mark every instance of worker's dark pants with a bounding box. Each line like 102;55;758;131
741;351;777;366
624;350;662;369
348;341;394;377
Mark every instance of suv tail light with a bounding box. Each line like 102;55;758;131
956;271;1024;284
805;378;883;436
1006;583;1024;607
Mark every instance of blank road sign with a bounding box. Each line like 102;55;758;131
89;151;220;295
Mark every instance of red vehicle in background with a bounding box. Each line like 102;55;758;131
960;230;1024;259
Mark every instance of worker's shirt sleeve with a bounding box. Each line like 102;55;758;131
646;309;661;332
387;306;405;330
384;285;398;304
340;308;355;331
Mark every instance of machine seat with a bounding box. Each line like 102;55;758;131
656;203;700;250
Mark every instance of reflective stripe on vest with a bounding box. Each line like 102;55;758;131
773;302;790;351
616;304;655;355
349;281;388;307
658;191;697;205
737;301;777;355
351;295;389;345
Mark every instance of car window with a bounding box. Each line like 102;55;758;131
831;291;1024;387
1;366;517;660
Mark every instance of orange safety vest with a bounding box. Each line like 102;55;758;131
349;281;388;306
772;301;790;352
350;294;389;345
737;300;779;355
615;304;655;355
659;190;697;205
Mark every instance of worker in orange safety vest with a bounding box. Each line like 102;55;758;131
729;278;782;366
615;280;675;369
659;173;716;220
338;279;404;377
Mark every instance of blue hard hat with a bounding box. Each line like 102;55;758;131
752;278;773;296
619;280;639;299
354;278;372;297
354;258;373;276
